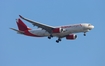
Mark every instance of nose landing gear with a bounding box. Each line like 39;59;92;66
84;32;86;36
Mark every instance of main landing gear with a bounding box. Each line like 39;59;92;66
48;37;51;39
56;38;61;43
48;34;53;39
48;34;62;43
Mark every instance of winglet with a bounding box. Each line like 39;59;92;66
19;15;28;21
19;15;24;19
19;15;22;18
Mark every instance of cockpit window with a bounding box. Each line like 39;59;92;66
88;24;91;26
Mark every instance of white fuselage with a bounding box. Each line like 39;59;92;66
28;23;94;37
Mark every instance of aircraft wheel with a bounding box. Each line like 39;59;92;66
84;33;86;36
56;40;59;43
48;37;51;39
58;38;61;41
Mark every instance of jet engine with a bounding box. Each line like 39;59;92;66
66;34;77;40
52;28;66;33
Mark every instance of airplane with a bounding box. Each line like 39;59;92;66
10;15;94;43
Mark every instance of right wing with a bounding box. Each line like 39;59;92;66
19;15;54;33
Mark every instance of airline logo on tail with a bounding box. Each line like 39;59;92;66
17;19;31;31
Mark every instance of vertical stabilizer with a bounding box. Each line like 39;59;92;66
16;19;29;31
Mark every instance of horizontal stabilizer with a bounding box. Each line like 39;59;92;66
10;28;24;34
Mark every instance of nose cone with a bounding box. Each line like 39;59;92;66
89;25;94;30
91;25;94;29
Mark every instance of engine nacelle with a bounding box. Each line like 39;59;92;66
66;34;77;40
52;28;66;33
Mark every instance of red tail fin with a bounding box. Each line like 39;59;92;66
16;19;30;31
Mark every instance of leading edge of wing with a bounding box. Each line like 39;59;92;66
19;15;54;28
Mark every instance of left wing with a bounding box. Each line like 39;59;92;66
19;15;54;33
